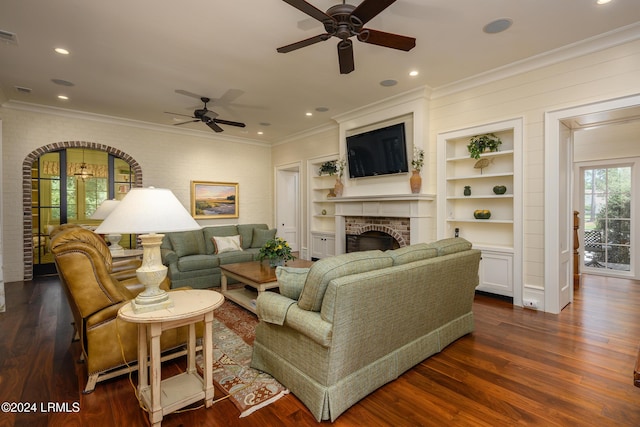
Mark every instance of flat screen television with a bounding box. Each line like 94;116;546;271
346;122;409;178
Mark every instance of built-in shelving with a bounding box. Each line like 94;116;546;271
307;155;338;260
437;118;523;303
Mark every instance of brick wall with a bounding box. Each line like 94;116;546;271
344;216;410;247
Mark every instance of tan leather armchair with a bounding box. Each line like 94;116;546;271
50;226;197;393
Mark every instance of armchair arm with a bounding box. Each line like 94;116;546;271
161;248;178;265
285;305;333;348
256;292;296;325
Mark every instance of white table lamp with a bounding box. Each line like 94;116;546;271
95;187;201;313
91;199;123;252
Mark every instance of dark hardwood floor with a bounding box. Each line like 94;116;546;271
1;274;639;426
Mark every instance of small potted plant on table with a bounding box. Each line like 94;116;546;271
258;237;295;268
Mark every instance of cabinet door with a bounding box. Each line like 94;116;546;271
478;251;513;297
324;235;336;257
311;234;326;260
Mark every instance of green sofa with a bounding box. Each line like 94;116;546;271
250;238;481;422
160;224;274;289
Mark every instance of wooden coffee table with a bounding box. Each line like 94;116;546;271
220;259;314;314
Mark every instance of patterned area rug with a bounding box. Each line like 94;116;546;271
196;299;288;418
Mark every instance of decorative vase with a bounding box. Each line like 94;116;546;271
334;178;344;197
409;170;422;194
473;209;491;220
493;185;507;195
327;188;336;198
269;258;285;268
464;186;471;196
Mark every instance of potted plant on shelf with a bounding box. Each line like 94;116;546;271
257;237;295;268
318;160;338;176
410;146;424;193
467;133;502;159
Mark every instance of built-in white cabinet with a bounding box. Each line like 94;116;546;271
310;232;336;260
437;118;522;303
307;155;338;260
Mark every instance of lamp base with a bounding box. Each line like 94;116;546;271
131;291;174;314
106;233;123;252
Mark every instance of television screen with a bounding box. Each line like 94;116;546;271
346;123;408;178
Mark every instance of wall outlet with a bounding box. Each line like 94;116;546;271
523;299;538;310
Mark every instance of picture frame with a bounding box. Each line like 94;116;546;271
190;181;239;219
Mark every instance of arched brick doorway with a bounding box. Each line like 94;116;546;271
22;141;142;280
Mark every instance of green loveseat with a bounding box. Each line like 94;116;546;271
160;224;274;289
250;238;481;422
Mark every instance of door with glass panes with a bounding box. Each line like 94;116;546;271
31;148;134;275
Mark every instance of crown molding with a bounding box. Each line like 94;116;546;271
1;100;270;147
432;22;640;99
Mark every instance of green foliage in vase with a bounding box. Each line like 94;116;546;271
257;237;295;261
467;133;502;159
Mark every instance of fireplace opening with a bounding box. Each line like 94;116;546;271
346;231;400;253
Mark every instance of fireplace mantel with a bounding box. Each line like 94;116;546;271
333;193;436;255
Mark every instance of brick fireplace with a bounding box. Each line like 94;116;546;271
345;216;410;251
333;194;436;255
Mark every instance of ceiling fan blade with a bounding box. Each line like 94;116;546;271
359;28;416;51
281;0;332;22
277;33;331;53
173;119;200;126
352;0;397;25
174;89;204;100
164;111;196;118
205;120;224;132
214;89;245;105
214;118;246;128
337;39;355;74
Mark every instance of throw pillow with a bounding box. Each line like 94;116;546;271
212;235;243;254
169;230;206;258
251;228;277;248
275;266;310;300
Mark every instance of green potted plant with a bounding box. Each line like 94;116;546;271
318;160;338;176
257;237;295;267
467;133;502;159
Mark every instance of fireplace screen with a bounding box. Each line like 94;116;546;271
346;231;400;253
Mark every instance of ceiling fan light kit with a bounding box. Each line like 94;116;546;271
278;0;416;74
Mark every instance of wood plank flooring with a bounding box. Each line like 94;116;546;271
0;274;639;426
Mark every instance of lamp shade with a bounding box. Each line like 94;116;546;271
95;187;200;234
90;199;120;220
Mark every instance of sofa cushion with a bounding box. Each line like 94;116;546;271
238;224;268;249
217;250;254;264
298;250;394;312
276;266;310;300
428;237;472;256
203;225;239;254
387;243;438;266
251;228;277;248
177;254;220;272
212;235;243;254
169;230;206;258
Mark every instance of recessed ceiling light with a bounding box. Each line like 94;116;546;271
409;70;419;77
483;18;513;34
51;78;75;87
380;79;397;87
306;112;313;116
54;47;69;55
315;107;329;112
597;0;612;4
57;95;69;100
257;131;264;135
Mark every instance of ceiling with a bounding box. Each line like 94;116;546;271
1;0;639;143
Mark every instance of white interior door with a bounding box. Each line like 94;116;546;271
557;123;573;310
276;167;300;252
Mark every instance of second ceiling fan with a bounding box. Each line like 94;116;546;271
277;0;416;74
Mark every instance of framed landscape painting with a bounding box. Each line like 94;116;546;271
191;181;239;219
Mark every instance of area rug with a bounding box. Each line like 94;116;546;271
196;300;289;418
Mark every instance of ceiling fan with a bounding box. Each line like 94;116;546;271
165;95;246;133
277;0;416;74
